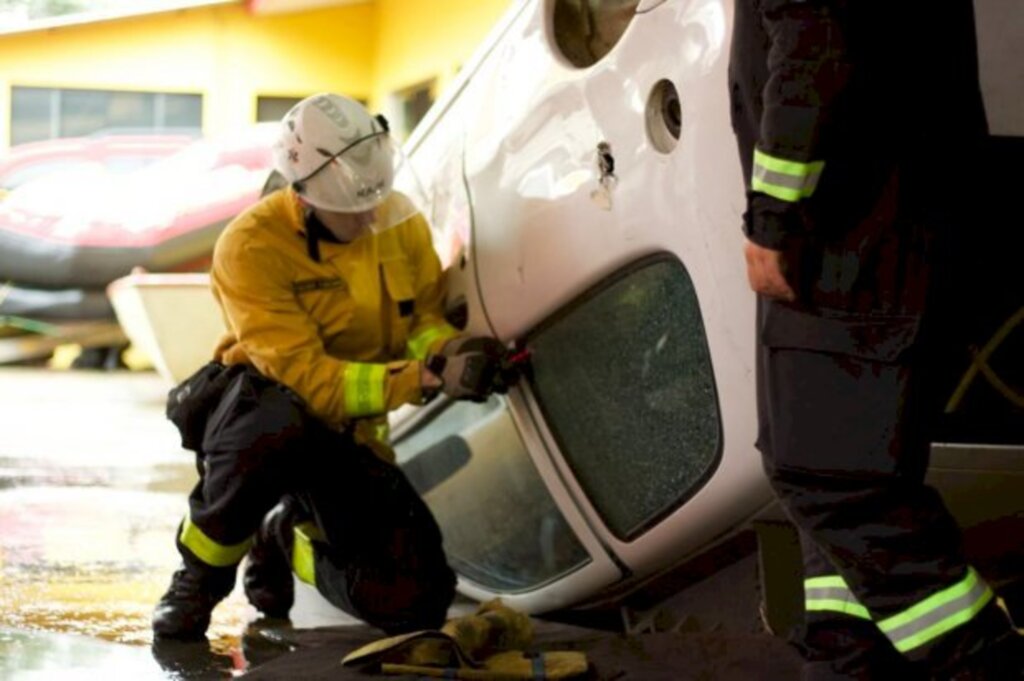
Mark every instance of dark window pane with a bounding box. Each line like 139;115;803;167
11;87;54;145
106;91;155;131
528;257;722;540
394;397;590;591
256;96;303;123
402;83;433;135
60;90;154;136
162;93;202;130
59;90;109;136
10;88;203;142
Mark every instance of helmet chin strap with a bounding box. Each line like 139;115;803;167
303;205;372;260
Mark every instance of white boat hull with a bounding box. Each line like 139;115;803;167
107;272;223;385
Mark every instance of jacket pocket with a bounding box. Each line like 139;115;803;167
201;367;308;458
381;259;416;354
758;300;926;478
166;361;244;453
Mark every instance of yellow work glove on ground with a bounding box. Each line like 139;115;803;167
342;599;589;680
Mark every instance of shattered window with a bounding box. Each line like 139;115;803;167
526;255;722;540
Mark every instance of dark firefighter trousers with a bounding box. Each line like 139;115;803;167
756;299;1022;679
166;362;456;634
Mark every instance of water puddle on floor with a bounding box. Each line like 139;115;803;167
0;484;261;677
0;369;346;677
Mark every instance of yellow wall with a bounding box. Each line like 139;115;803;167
0;0;511;148
0;2;378;144
373;0;513;107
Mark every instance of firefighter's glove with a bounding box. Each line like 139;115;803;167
342;599;590;679
440;335;520;394
427;352;501;402
441;335;506;358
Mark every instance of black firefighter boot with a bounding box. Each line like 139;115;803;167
152;562;236;640
243;499;298;620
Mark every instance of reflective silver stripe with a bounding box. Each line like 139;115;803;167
753;166;824;195
878;568;994;654
805;576;872;620
752;149;825;202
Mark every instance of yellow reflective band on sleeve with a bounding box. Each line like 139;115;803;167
878;567;994;654
804;575;872;621
406;323;459;360
179;514;252;568
291;522;319;587
752;149;825;202
343;363;387;417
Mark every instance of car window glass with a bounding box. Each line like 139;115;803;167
394;396;590;591
526;257;722;540
553;0;641;68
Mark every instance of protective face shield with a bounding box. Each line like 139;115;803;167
272;93;427;233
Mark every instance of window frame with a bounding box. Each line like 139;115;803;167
518;251;724;542
390;391;624;609
9;86;203;145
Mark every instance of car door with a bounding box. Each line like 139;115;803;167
394;0;775;612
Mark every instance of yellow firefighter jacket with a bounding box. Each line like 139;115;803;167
210;188;458;434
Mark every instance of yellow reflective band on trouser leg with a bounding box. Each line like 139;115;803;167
804;575;872;620
179;513;252;568
291;522;321;587
878;567;994;654
343;363;387;417
752;149;825;202
406;323;458;360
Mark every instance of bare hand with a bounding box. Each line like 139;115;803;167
744;240;796;302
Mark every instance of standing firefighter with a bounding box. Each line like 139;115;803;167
729;1;1024;678
152;93;511;640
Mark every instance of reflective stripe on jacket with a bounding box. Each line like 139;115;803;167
729;0;987;251
211;188;457;428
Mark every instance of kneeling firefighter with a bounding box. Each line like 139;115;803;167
152;93;514;640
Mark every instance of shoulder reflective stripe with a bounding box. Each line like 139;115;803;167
752;149;825;202
878;567;994;654
406;323;458;360
343;363;387;417
179;514;251;568
804;575;872;620
292;522;318;586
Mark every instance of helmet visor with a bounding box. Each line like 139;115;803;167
300;133;429;234
366;143;429;233
300;132;396;214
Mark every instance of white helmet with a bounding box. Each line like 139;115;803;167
272;93;395;213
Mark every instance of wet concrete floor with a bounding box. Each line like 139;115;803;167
0;367;355;678
0;367;806;680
